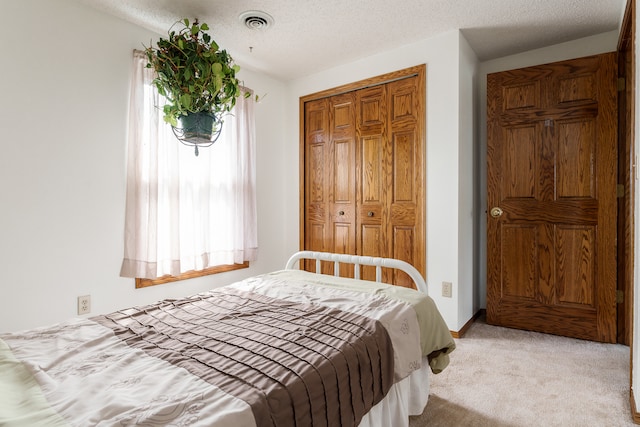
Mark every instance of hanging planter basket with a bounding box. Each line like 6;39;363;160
144;18;244;157
172;111;224;156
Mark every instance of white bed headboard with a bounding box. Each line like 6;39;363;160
285;251;428;294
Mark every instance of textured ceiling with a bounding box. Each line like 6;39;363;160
77;0;627;81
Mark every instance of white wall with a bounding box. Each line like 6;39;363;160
0;0;288;332
458;34;479;327
476;30;621;310
286;30;477;331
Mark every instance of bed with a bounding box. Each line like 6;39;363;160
1;251;455;427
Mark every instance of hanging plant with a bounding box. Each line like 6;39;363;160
144;18;245;133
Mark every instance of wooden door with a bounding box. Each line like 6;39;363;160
303;97;330;274
355;75;424;286
303;93;357;275
303;96;328;254
486;53;618;343
387;75;425;286
302;65;426;286
356;84;387;280
329;92;357;260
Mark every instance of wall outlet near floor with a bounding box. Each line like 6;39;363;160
77;295;91;315
442;281;453;298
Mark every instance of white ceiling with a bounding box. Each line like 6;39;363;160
78;0;627;81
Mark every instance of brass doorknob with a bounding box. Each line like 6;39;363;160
490;207;503;218
338;210;345;216
367;211;374;217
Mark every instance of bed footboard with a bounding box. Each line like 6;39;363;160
285;251;428;294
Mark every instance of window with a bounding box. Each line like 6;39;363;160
120;50;257;285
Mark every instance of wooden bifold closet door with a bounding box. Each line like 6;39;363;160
301;66;425;288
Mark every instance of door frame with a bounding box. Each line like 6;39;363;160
618;0;637;421
619;0;635;348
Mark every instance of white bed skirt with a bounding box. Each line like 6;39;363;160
358;357;430;427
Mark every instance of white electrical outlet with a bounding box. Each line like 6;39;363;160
77;295;91;315
442;281;453;298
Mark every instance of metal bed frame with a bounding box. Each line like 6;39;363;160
285;251;428;294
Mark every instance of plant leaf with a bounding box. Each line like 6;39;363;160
211;62;223;75
180;93;192;109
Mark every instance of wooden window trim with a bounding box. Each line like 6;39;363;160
135;262;249;288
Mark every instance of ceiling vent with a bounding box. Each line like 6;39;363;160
239;10;274;30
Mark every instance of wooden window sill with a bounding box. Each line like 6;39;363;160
135;262;249;288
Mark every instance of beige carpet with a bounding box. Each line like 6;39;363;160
410;317;633;427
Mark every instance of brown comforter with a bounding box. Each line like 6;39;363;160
93;287;394;427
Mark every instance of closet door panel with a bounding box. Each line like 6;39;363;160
332;137;356;242
329;93;357;275
333;223;355;258
389;130;419;226
392;130;415;202
359;85;386;127
357;85;387;260
360;224;383;281
387;75;425;280
304;98;332;274
302;66;426;284
392;225;415;288
360;136;383;203
390;77;419;123
334;139;353;202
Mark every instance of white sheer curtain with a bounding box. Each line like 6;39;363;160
120;50;257;279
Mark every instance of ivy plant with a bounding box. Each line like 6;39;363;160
145;19;245;128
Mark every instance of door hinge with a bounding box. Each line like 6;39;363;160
618;77;626;92
617;290;624;304
617;184;625;198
